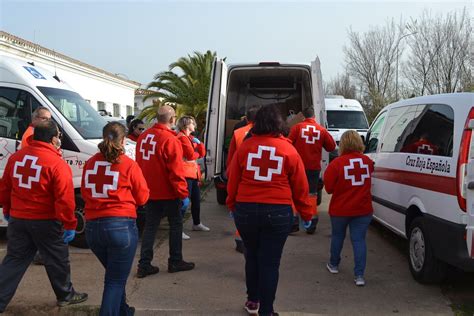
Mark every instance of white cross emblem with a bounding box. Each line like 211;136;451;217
13;155;42;189
343;158;370;186
301;125;320;144
417;144;433;154
247;146;283;181
140;134;157;161
84;161;119;198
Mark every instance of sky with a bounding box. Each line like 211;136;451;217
0;0;470;87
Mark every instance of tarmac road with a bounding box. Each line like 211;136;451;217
0;187;473;315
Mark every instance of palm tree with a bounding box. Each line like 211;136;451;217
140;50;216;132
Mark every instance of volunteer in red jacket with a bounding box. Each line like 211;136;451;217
226;105;313;316
177;116;209;240
289;106;336;234
127;118;145;142
81;122;149;315
324;130;374;287
0;121;88;313
135;105;194;278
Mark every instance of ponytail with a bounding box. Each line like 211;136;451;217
98;122;126;163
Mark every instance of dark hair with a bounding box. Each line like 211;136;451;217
128;119;144;135
33;120;59;143
302;107;315;119
246;104;261;122
252;105;289;137
98;122;126;163
126;115;135;126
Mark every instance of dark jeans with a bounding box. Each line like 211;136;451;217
139;199;183;268
0;218;74;312
330;215;372;277
305;169;320;195
234;203;293;316
86;217;138;316
184;179;201;225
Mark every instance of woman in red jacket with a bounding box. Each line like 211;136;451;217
324;130;374;287
176;116;209;240
81;122;149;315
226;105;313;316
127;119;145;142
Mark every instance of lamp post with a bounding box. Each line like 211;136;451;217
395;32;417;100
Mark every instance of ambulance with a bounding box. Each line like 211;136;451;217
365;92;474;283
204;58;326;205
0;55;136;248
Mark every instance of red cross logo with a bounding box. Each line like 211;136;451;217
13;155;42;189
84;161;119;198
247;145;283;181
417;144;433;155
301;125;320;144
344;158;370;186
139;134;157;161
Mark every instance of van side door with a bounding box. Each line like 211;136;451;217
204;58;228;181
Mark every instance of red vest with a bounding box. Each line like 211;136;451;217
226;123;253;169
177;132;205;180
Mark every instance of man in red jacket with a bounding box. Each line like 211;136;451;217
135;105;194;278
288;107;336;233
0;121;88;312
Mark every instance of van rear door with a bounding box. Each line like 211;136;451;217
204;58;228;181
466;119;474;258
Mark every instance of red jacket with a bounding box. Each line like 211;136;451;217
20;125;34;149
127;134;139;142
135;123;188;200
226;134;313;221
177;132;206;180
227;123;253;169
288;118;336;171
81;153;150;220
324;151;374;217
0;141;77;229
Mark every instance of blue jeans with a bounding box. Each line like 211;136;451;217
329;215;372;277
183;179;201;225
86;217;138;316
234;203;293;316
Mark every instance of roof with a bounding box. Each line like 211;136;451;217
135;88;158;96
0;30;141;86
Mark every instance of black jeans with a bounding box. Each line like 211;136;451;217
234;203;293;316
139;199;183;269
185;179;201;225
305;169;320;195
0;218;75;312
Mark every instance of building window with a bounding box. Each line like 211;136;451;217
126;105;133;116
113;103;120;117
97;101;106;111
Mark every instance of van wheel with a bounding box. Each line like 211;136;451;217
408;217;446;283
216;187;227;205
70;196;89;249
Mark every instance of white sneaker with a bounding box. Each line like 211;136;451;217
192;223;210;232
182;232;190;240
326;263;339;274
354;275;365;286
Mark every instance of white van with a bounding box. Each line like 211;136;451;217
365;92;474;282
204;59;327;205
325;96;369;160
0;55;136;247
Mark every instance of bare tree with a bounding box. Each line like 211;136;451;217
403;9;471;95
325;72;357;99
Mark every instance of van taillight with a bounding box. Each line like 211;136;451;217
457;107;474;212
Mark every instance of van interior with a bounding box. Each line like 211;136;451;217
223;66;312;172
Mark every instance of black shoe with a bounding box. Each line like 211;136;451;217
168;260;195;273
57;292;88;307
33;253;44;265
305;217;318;235
235;239;245;254
137;265;159;278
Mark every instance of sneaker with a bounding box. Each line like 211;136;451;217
57;292;88;307
326;263;339;274
192;223;210;231
182;232;191;240
354;275;365;286
244;300;259;314
168;260;195;273
305;217;318;234
137;265;159;278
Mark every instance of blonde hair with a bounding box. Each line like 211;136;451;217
339;130;365;155
176;116;196;132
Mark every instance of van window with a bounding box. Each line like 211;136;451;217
37;86;106;139
380;106;418;153
327;111;368;129
365;111;386;153
0;87;34;140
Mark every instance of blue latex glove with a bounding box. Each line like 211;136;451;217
303;220;313;230
192;137;201;144
181;197;190;212
62;230;76;244
3;214;10;223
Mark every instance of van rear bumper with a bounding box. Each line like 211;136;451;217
424;214;474;271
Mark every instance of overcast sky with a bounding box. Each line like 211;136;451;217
1;0;470;87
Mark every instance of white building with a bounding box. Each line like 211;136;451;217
134;88;161;114
0;31;140;118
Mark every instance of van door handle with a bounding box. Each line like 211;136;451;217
468;182;474;190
